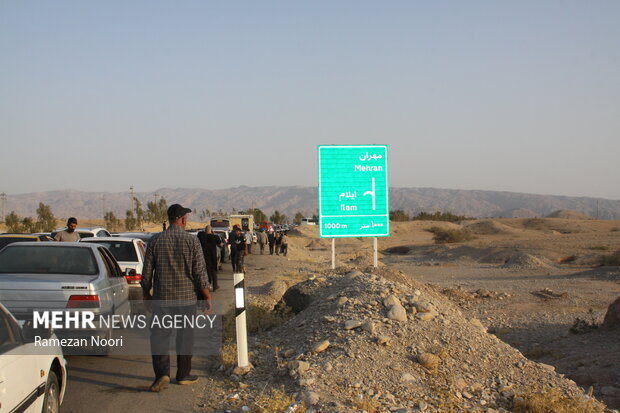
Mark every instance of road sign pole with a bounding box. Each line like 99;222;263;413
373;237;378;268
331;238;336;269
234;272;249;368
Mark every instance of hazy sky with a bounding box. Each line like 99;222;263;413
1;1;619;199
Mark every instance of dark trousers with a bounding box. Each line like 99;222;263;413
150;304;195;380
206;265;218;289
281;243;288;256
269;242;274;254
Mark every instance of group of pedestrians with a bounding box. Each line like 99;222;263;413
256;228;288;256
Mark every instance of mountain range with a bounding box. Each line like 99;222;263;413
3;186;620;221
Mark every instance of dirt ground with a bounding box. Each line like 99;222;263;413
225;218;620;411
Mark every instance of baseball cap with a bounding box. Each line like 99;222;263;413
167;204;192;220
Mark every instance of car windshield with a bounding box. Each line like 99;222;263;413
0;237;36;250
0;245;97;275
90;241;138;262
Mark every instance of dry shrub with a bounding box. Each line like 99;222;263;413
600;251;620;266
352;394;379;412
429;226;475;244
512;388;606;413
253;387;305;413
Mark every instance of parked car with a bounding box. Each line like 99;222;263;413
111;232;156;244
51;227;111;239
80;237;145;286
0;242;131;354
0;301;67;412
0;233;54;251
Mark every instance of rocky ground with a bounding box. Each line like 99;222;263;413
190;218;620;412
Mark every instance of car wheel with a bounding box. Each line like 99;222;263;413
42;370;60;413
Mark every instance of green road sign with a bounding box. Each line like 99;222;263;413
318;145;390;238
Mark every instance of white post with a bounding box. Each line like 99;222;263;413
373;237;378;268
331;238;336;269
233;272;249;368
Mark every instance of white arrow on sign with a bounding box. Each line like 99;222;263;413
363;177;376;211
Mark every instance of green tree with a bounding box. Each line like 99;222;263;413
21;217;38;233
293;212;304;225
390;209;410;222
270;210;288;224
125;210;137;231
104;212;121;231
146;198;168;225
5;211;22;233
36;202;57;231
246;208;267;223
133;197;145;229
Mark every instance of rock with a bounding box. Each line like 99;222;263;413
539;363;555;372
377;336;391;346
387;304;408;322
322;316;337;323
346;270;364;278
418;353;440;370
401;373;416;382
240;406;250;413
603;296;620;329
324;362;333;372
412;300;434;313
336;297;349;306
281;281;319;312
289;360;310;373
281;348;295;358
344;320;363;330
383;294;402;308
312;340;330;353
415;311;437;321
418;401;428;411
469;318;487;332
454;377;467;390
413;289;422;296
361;320;376;333
262;280;288;298
300;391;321;406
231;364;253;376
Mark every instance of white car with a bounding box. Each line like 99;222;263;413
80;237;146;286
51;227;112;239
0;302;67;412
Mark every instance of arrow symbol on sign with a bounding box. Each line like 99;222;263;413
363;177;376;211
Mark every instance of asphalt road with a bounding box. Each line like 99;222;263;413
60;270;234;413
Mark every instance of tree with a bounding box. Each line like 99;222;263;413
104;212;121;231
133;197;145;229
146;198;168;225
270;210;288;224
125;210;137;231
293;212;304;225
199;209;212;221
390;210;410;222
36;202;57;231
5;211;22;233
246;208;267;223
21;217;38;233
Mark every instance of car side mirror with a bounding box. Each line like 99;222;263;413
22;319;53;342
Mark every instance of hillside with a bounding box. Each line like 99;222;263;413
2;186;620;220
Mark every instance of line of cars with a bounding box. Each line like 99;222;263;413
0;227;152;412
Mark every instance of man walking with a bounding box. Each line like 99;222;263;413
54;217;80;242
141;204;211;392
267;230;276;255
257;229;268;254
228;226;247;272
197;225;222;291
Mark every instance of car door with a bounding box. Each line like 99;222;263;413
0;308;43;413
98;247;130;317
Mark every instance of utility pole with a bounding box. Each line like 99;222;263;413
153;192;159;204
596;199;600;220
0;193;6;223
101;195;106;219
